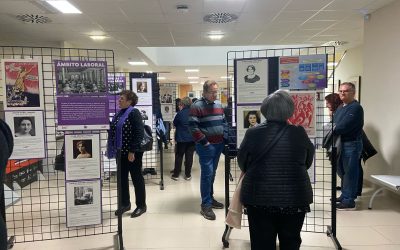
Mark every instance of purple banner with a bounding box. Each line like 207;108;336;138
55;60;108;96
57;96;109;130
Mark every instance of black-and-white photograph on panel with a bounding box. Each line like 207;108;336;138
136;105;153;128
4;110;45;159
235;58;269;104
131;78;152;105
65;134;100;181
66;180;101;227
236;105;265;146
161;104;173;121
160;86;174;104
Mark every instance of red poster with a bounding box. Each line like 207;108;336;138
288;91;316;137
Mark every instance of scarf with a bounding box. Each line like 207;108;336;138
107;106;134;158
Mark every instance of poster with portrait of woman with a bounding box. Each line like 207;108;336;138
1;59;44;110
65;133;100;181
131;78;152;105
288;91;316;137
236;105;265;146
4;110;45;159
234;58;268;104
161;104;173;121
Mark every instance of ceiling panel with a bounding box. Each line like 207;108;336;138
164;12;203;23
243;0;290;13
324;0;375;11
285;0;334;11
168;23;202;32
118;0;163;14
72;0;127;14
126;13;167;23
0;1;47;14
300;20;337;29
311;10;355;20
203;0;247;13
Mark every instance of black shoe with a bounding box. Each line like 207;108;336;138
130;206;147;218
115;204;131;216
336;202;356;211
200;205;216;220
212;198;224;209
170;170;175;174
184;175;192;181
171;175;179;181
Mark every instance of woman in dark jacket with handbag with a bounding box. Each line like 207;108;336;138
107;90;146;218
238;90;314;250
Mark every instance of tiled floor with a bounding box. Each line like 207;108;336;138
8;150;400;250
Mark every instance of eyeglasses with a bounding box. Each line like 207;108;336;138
338;89;353;93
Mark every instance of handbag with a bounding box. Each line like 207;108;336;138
140;124;153;151
225;125;288;228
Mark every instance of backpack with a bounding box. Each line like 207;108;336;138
140;124;153;151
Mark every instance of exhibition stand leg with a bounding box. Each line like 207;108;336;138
158;139;164;190
116;150;124;250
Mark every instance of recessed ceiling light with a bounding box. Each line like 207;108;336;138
158;77;166;80
207;31;224;40
189;81;198;84
220;76;231;79
146;71;153;73
46;1;82;14
90;35;108;40
185;69;199;73
188;76;199;80
128;61;148;66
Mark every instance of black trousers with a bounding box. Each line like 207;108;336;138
246;206;305;250
173;141;195;177
0;169;7;250
119;152;146;208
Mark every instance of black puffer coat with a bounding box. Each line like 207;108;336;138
238;121;314;208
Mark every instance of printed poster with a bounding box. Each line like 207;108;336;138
309;138;316;184
64;134;101;181
5;111;45;159
279;54;327;90
236;105;265;147
161;104;173;121
66;180;102;227
1;59;44;110
234;58;268;104
107;73;126;114
131;78;152;105
56;96;109;130
136;105;153;128
55;60;107;95
160;86;174;104
288;91;316;137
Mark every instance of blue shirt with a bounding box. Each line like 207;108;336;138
333;100;364;142
173;107;193;142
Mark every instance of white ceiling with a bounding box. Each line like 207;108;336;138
0;0;395;85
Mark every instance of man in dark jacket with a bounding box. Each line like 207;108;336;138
0;118;14;250
334;82;364;210
171;97;195;181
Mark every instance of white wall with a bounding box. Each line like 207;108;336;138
335;45;363;83
363;0;400;177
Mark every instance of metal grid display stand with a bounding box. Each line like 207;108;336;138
0;46;135;249
221;46;342;249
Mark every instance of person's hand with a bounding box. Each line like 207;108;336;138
204;142;210;147
128;152;135;162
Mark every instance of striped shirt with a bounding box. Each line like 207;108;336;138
188;97;227;145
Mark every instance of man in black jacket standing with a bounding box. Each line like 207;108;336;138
0;118;14;250
334;82;364;210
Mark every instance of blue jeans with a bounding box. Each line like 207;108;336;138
338;140;363;206
196;143;224;207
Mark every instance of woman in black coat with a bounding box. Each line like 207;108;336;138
238;90;314;250
107;90;146;218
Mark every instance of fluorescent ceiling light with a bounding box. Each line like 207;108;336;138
47;1;82;14
158;77;166;80
327;62;338;67
220;76;231;79
128;61;148;66
189;81;198;84
207;31;224;40
146;71;153;73
188;76;199;80
185;69;199;73
90;35;107;40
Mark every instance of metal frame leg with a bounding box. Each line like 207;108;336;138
368;187;385;209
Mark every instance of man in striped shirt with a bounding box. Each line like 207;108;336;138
189;80;227;220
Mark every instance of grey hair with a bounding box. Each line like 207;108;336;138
340;82;356;92
180;97;192;107
203;80;217;93
260;90;294;122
